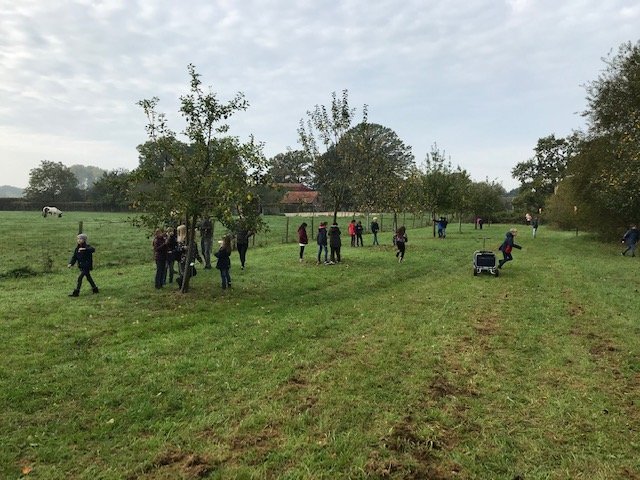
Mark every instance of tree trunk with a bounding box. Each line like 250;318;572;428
432;210;436;237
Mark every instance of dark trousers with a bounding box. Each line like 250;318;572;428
396;243;406;259
330;246;341;263
499;251;513;267
76;269;97;291
299;245;305;259
237;243;248;268
220;269;231;288
166;259;176;283
350;234;356;247
155;258;166;288
356;233;363;246
317;245;328;262
201;238;213;267
372;232;379;245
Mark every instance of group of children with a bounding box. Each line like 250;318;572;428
295;220;408;265
68;216;639;296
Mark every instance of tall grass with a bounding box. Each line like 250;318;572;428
0;212;638;479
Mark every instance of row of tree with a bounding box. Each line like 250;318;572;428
24;91;509;234
511;40;640;237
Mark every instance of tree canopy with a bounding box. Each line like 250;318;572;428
132;64;267;292
24;160;80;203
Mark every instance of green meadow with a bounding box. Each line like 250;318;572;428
0;212;638;479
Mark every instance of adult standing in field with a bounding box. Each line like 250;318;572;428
317;221;329;264
298;222;308;262
236;222;253;270
152;228;168;289
348;219;357;247
370;217;380;245
621;224;639;257
329;221;342;263
532;217;539;238
355;220;364;247
199;215;213;269
67;233;99;296
498;228;522;269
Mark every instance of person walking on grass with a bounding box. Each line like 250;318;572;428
370;217;380;245
394;226;408;263
621;224;639;257
67;233;99;296
214;235;232;289
329;221;342;263
348;219;357;247
498;228;522;269
152;228;169;289
298;222;308;262
532;217;539;238
317;221;329;264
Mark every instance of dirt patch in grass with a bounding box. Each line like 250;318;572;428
228;425;282;466
365;416;460;479
134;449;215;479
568;303;585;317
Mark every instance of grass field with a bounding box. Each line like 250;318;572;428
0;212;638;479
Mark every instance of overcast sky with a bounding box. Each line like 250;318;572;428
1;0;638;189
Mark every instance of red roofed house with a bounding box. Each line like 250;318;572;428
277;183;321;213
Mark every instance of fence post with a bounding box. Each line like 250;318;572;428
285;216;289;243
311;211;315;240
78;221;83;234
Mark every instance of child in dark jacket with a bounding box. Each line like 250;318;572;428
355;220;364;246
298;222;308;262
329;222;342;263
394;226;408;262
214;235;232;289
317;222;328;264
498;228;522;268
67;233;99;296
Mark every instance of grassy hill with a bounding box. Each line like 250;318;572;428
0;212;638;479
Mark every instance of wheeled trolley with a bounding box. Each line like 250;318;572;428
473;238;499;277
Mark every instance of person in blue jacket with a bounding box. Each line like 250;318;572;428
621;224;639;257
67;233;99;296
498;228;522;269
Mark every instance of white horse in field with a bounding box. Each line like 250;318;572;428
42;206;63;218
